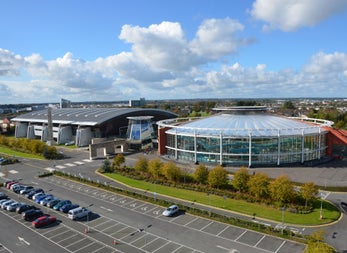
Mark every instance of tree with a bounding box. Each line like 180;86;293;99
208;165;228;188
194;164;209;184
101;158;112;173
301;182;318;208
248;172;270;200
232;167;250;192
162;161;181;182
269;174;295;205
148;158;163;179
112;153;125;170
134;156;148;173
305;229;334;253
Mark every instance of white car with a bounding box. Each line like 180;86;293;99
162;205;179;217
68;207;91;220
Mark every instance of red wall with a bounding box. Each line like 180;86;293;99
158;127;170;155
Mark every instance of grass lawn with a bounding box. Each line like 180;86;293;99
105;172;340;226
0;146;44;160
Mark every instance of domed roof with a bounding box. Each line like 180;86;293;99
166;113;326;137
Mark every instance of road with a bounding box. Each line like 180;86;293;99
1;147;343;252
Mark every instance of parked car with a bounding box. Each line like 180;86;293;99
3;180;14;187
1;199;15;209
16;204;37;214
60;203;79;213
26;188;44;199
0;192;8;200
40;195;57;206
20;186;34;195
68;207;90;220
13;185;25;194
162;205;179;217
47;199;60;208
0;199;11;207
6;181;18;189
32;192;45;201
53;200;71;211
22;209;44;221
10;183;22;191
32;215;56;228
7;202;25;212
36;194;53;204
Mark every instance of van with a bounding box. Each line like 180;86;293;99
68;207;90;220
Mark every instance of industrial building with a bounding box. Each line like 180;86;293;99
157;106;346;167
12;107;176;149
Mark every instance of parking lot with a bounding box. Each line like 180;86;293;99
37;175;306;253
0;150;309;253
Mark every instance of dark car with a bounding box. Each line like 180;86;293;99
25;188;44;199
32;215;56;228
47;199;60;208
60;203;79;213
0;192;8;200
22;209;44;221
16;204;37;214
53;200;71;211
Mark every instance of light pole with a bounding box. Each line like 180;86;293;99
281;207;285;234
86;204;94;233
320;192;323;220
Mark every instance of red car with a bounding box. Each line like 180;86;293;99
32;215;56;228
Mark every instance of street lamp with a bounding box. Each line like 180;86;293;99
86;204;94;233
281;207;285;234
320;192;323;220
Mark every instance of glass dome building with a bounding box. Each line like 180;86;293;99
157;106;334;167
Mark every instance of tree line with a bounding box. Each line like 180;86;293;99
100;154;319;212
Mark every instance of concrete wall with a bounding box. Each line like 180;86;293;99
58;126;73;144
15;123;28;138
89;139;128;160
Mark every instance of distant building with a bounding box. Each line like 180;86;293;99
60;98;71;108
129;98;146;107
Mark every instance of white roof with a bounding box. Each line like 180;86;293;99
165;114;328;137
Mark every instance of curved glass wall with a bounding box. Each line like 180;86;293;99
165;132;327;166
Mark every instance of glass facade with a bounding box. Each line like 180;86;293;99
165;131;327;166
158;109;332;167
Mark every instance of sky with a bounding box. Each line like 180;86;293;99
1;0;347;104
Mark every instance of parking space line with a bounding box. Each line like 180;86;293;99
153;240;171;252
216;224;230;236
235;230;247;241
254;235;266;247
56;232;79;244
184;217;199;226
199;221;214;231
275;240;286;253
73;240;96;252
92;219;113;229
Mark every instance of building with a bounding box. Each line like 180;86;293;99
157;106;345;167
12;107;176;148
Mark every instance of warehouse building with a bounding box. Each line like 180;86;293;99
12;107;176;149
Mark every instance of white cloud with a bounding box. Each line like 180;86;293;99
0;18;346;103
250;0;347;31
190;18;254;59
0;49;24;76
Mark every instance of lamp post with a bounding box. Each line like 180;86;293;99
320;192;323;220
86;204;94;233
281;207;285;234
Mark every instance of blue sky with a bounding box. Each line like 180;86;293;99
1;0;347;104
